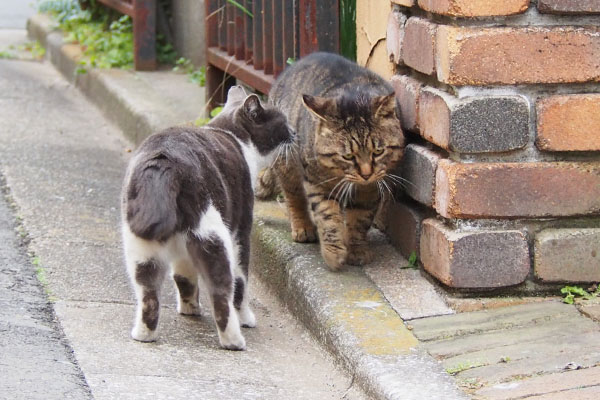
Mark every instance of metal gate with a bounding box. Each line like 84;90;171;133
205;0;341;110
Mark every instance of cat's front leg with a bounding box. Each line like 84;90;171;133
343;207;377;266
306;185;347;271
275;159;318;243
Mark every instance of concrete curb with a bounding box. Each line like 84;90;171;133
26;14;199;145
27;14;467;399
252;204;467;400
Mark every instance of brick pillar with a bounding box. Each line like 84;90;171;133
382;0;600;289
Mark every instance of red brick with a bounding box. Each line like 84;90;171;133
386;200;429;259
434;160;600;218
418;87;529;153
420;219;530;289
534;228;600;283
538;0;600;14
537;94;600;151
386;7;407;65
391;0;415;7
390;74;422;132
418;0;529;16
402;17;437;75
401;144;441;206
436;25;600;85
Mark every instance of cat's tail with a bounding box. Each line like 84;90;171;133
125;156;180;242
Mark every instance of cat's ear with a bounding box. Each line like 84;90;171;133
243;94;264;120
372;92;398;119
302;94;336;121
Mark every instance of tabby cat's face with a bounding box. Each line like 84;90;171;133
303;92;405;186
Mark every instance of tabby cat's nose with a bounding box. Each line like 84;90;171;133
359;163;373;180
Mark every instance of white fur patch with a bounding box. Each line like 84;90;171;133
236;140;263;191
192;204;236;267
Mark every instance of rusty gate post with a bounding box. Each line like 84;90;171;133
133;0;157;70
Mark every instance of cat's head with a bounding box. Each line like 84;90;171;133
219;86;296;158
302;90;405;186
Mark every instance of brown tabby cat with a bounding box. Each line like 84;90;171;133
268;52;405;271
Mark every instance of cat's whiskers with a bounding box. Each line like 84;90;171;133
316;176;339;187
385;173;415;189
376;181;385;200
380;178;394;198
328;178;347;201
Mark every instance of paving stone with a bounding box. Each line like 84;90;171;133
410;301;571;342
475;367;600;400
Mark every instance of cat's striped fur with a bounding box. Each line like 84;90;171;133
268;53;405;271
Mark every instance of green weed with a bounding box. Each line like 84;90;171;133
39;0;178;70
561;284;600;304
401;251;419;269
173;57;206;87
446;361;485;376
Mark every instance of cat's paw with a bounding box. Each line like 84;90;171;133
346;246;374;266
238;306;256;328
177;301;202;316
218;329;247;351
217;311;247;350
321;244;347;271
291;222;318;243
131;323;158;342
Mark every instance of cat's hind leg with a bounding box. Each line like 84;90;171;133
189;206;246;350
233;238;256;328
123;231;167;342
171;256;201;316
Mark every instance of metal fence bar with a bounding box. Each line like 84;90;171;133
205;0;340;108
252;0;264;70
97;0;156;70
244;0;253;61
262;0;274;75
272;0;284;77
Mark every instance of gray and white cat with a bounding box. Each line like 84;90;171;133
121;86;295;350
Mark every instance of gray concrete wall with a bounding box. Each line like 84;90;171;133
171;0;205;66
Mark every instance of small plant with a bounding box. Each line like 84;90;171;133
561;284;600;304
21;41;46;60
0;50;15;59
227;0;253;17
173;57;206;87
39;0;179;70
446;361;485;376
401;251;419;269
194;106;223;127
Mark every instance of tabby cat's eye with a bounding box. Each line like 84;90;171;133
373;148;384;156
342;153;354;160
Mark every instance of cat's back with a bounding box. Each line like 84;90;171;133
270;52;389;106
123;125;251;241
134;126;244;169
